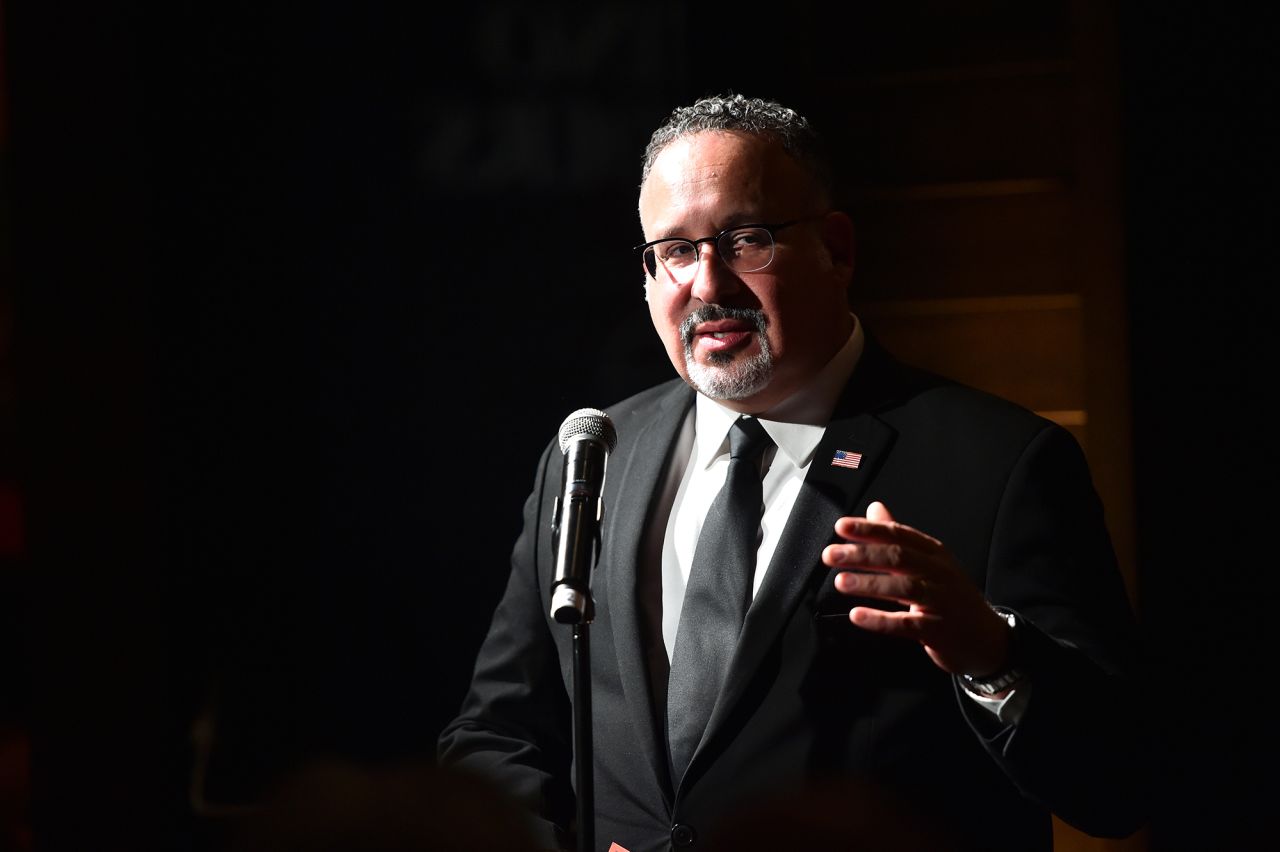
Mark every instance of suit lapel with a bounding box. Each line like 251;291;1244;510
599;381;692;802
682;342;905;786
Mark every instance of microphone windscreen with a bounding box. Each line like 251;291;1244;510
557;408;618;454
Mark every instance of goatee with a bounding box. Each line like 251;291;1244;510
679;306;774;400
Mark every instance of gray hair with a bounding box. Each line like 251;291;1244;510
640;93;834;203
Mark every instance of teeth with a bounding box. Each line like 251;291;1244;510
711;332;730;339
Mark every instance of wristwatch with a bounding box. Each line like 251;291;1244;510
960;608;1026;696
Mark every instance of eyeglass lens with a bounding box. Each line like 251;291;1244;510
644;226;775;283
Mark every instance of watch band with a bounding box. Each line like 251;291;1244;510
960;609;1026;696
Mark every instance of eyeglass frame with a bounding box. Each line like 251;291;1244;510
633;216;823;283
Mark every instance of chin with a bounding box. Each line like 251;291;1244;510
685;351;774;401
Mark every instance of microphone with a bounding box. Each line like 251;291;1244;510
549;408;617;624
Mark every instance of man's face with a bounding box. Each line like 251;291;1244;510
638;131;854;413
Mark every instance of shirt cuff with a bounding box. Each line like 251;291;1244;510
960;678;1032;725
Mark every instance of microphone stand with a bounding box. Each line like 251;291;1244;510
572;617;594;852
550;535;598;852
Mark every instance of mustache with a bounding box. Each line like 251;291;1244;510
679;305;768;348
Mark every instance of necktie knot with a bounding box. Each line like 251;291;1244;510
728;416;771;461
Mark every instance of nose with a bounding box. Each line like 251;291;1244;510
688;240;742;305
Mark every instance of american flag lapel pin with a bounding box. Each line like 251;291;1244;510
831;449;863;469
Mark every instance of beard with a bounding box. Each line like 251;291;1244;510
679;306;774;400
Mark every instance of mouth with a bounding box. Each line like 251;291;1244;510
680;307;768;361
692;320;755;354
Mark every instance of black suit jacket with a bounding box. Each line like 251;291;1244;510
439;342;1148;852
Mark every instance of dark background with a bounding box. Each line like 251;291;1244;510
3;2;1271;850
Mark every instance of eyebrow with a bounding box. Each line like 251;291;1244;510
655;213;764;241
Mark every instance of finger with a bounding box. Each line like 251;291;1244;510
824;541;906;570
823;540;949;577
831;517;891;542
833;514;943;550
866;500;894;523
823;541;862;568
848;606;939;638
834;570;931;605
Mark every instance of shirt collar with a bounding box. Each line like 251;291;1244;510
694;315;865;469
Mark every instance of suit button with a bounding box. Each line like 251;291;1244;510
671;823;696;847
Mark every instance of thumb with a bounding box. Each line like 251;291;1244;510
866;500;895;523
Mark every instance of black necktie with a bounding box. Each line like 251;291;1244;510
667;416;773;782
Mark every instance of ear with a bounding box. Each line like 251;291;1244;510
820;211;856;284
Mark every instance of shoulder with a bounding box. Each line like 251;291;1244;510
895;372;1051;436
599;377;692;429
862;341;1054;434
860;345;1076;468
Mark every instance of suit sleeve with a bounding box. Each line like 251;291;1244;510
437;440;575;850
958;423;1152;838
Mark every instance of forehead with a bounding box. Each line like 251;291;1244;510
639;131;811;234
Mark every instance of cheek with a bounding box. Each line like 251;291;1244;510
648;281;681;321
752;287;789;343
648;290;694;374
761;287;820;359
647;290;681;344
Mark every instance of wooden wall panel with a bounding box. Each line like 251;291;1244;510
861;297;1085;414
800;2;1071;74
831;70;1076;186
853;191;1076;300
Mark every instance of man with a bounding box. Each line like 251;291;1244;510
439;94;1147;852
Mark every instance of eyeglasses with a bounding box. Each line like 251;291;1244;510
634;218;813;285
